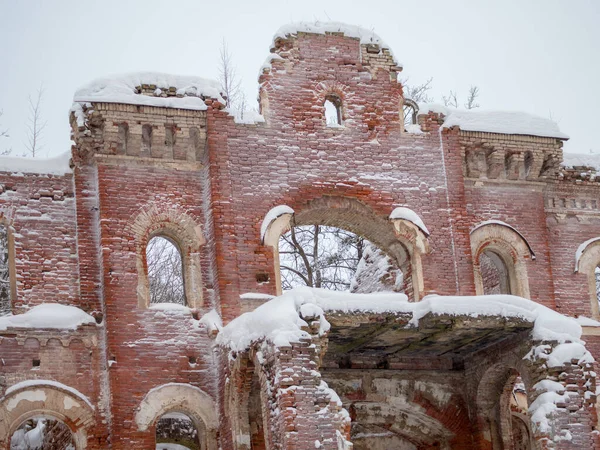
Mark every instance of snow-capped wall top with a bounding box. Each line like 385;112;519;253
418;103;569;140
216;287;585;353
0;303;96;331
562;152;600;171
73;72;225;110
271;21;401;67
0;151;71;176
389;207;429;235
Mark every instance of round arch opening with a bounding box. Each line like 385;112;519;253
10;415;75;450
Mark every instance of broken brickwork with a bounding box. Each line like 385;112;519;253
0;22;599;449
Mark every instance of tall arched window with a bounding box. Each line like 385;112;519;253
573;238;600;317
470;222;533;298
480;250;511;295
146;236;185;305
0;224;11;315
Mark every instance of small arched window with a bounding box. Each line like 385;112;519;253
0;224;11;315
324;94;342;127
146;236;185;305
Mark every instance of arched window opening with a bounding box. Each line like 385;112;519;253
155;412;202;450
402;98;419;127
478;368;533;450
279;225;404;293
10;417;75;450
596;266;600;306
480;250;511;295
324;95;342;127
146;236;186;305
0;224;11;316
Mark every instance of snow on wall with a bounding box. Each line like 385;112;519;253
562;152;600;171
271;21;401;67
0;303;96;331
418;103;569;140
389;206;430;235
0;151;71;176
216;287;586;354
73;72;225;110
260;205;294;242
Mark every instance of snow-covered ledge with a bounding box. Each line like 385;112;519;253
261;205;295;296
0;303;96;331
418;104;569;140
0;151;71;176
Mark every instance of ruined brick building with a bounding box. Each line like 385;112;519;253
1;22;600;449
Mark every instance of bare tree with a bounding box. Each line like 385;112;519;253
402;77;434;126
218;40;242;109
0;110;8;139
25;85;47;157
465;86;480;109
0;110;11;156
442;90;459;108
146;236;185;305
279;225;367;291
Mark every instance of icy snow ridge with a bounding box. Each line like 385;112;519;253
216;287;585;353
418;103;569;139
73;72;225;110
0;303;96;331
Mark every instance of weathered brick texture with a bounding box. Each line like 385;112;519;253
0;24;599;449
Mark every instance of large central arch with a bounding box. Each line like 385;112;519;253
262;196;429;300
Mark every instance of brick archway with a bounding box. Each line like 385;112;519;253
0;381;95;449
134;383;218;450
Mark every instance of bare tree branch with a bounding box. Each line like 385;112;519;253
465;86;480;109
25;85;47;157
218;39;242;109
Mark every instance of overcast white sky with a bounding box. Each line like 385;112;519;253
0;0;598;157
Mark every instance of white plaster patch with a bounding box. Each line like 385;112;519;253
63;396;81;410
6;390;46;411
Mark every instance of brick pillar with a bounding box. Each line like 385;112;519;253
527;343;599;449
265;312;351;450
